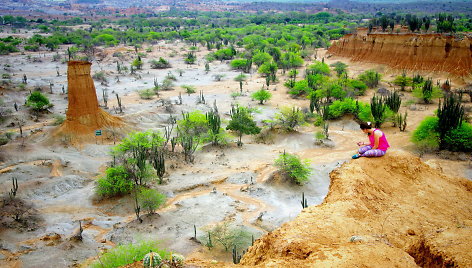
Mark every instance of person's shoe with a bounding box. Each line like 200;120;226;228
352;154;360;159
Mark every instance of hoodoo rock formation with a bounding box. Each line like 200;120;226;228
234;151;472;267
53;61;123;142
328;33;472;77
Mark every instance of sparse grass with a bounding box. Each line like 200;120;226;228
89;240;169;268
137;88;154;99
52;114;65;125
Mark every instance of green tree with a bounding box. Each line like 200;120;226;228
251;89;272;104
252;51;273;67
307;61;330;76
226;106;261;146
274;152;312;184
330;61;348;77
138;188;166;215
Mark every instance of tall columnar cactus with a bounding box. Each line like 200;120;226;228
437;93;464;149
370;95;386;128
143;251;162;268
301;192;308;209
422;78;433;104
385;90;401;113
206;109;221;145
397;111;407;132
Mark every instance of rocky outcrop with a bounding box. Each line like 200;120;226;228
239;151;472;267
53;61;124;143
328;33;472;77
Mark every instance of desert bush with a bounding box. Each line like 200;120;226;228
358;70;381;88
275;106;304;131
149;57;171;69
288;80;311;96
177;110;209;138
347;79;368;95
92;71;107;83
443;122;472;152
138;188;166;214
89;240;170;268
181;85;196;95
52;114;65;125
327;98;357;119
26;91;51;111
199;222;252;252
96;165;134;197
412;78;443;103
411;116;440;151
138;88;154;99
161;78;174;90
274;152;312;184
392;73;412;91
251;89;272;104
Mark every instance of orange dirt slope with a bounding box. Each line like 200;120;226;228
235;150;472;267
328;33;472;77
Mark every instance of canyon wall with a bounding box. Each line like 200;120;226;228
328;33;472;77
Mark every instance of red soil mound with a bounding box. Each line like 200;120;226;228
328;33;472;77
52;61;124;143
236;151;472;267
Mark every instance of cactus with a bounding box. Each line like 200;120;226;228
232;245;242;264
301;192;308;209
370;95;386;127
422;78;434;104
385;90;401;113
143;251;162;268
437;93;464;150
171;253;185;267
206;109;221;145
396;111;407;132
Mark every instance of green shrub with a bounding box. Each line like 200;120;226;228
288;80;310;96
138;88;154;99
200;221;253;252
96;165;134;197
346;79;367;95
181;85;196;95
26;91;51;111
138;188;166;214
275;106;304;131
411;116;440;150
52;114;65;125
251;89;272;104
149;57;170;69
442;122;472;152
89;240;169;268
412;79;443;103
307;61;330;76
358;70;381;88
274;152;312;184
327;98;357;119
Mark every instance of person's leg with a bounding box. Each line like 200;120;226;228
358;145;372;155
361;149;386;157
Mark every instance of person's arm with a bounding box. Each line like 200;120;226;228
372;131;381;149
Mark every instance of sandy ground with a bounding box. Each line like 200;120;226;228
0;36;471;267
